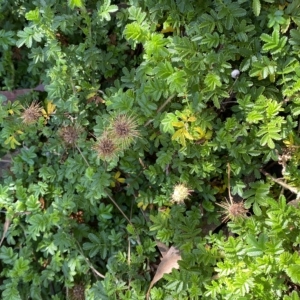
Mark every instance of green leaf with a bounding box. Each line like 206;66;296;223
167;70;187;93
4;135;21;149
261;29;287;55
138;94;157;116
20;146;37;165
204;73;222;91
10;257;30;277
232;181;246;197
16;27;43;48
283;291;300;300
246;111;263;123
267;10;286;28
2;281;20;300
68;0;83;9
202;32;220;48
124;22;148;43
98;203;113;220
252;0;261;16
83;232;108;259
128;6;147;24
252;202;262;216
0;30;16;50
246;233;267;256
25;8;40;22
286;264;300;284
154;61;174;80
98;0;118;21
257;121;282;149
250;56;277;82
0;246;18;265
160;113;177;134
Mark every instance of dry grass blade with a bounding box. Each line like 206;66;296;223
146;243;181;300
0;218;11;247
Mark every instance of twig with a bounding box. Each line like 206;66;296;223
0;159;11;163
75;240;105;279
260;169;300;195
145;94;176;127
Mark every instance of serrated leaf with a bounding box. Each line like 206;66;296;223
188;116;196;122
183;130;194;140
286;264;300;284
124;22;148;43
161;113;177;134
172;128;187;146
204;73;222;91
252;0;261;16
172;121;184;128
25;8;40;22
98;0;118;21
154;61;174;80
253;202;262;215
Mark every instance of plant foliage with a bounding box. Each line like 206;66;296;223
0;0;300;299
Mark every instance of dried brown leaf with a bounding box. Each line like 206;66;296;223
146;243;181;299
156;240;169;258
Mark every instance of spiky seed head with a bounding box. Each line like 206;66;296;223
171;183;192;204
93;131;119;161
217;198;248;222
69;283;85;300
59;126;81;147
110;114;139;148
21;101;43;125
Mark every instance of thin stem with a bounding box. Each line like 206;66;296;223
260;169;300;195
228;77;238;95
145;94;176;127
105;191;141;245
0;159;11;163
74;239;105;279
76;144;91;168
106;193;133;225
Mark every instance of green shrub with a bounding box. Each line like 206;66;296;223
0;0;300;299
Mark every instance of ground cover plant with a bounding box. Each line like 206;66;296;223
1;0;300;299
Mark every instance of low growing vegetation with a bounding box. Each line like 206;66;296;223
1;0;300;299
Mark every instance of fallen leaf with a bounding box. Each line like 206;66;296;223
0;218;11;247
146;242;181;299
156;240;169;258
